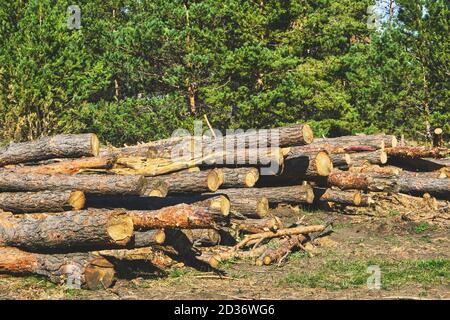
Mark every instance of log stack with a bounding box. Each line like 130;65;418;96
0;128;448;289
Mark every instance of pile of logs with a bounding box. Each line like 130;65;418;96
0;126;448;290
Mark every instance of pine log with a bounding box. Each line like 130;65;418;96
433;128;444;148
256;234;307;266
347;150;388;167
220;167;260;188
313;134;397;149
96;247;177;270
86;194;230;217
145;180;169;197
207;244;271;269
0;191;85;213
315;188;364;206
149;168;222;194
128;204;229;230
2;156;114;175
396;176;449;199
227;196;269;218
131;230;166;247
0;134;100;167
182;229;222;247
0;247;115;289
385;146;448;159
349;165;401;176
0;209;134;251
328;153;351;168
0;173;147;195
233;217;283;234
212;185;315;206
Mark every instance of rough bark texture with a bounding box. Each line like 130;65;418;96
347;150;388;167
97;247;177;270
257;234;307;266
128;204;229;230
396;176;449;199
226;196;269;218
182;229;222;247
0;173;147;195
220;167;260;188
0;190;85;213
313;134;397;149
86;194;230;216
131;230;166;247
0;134;100;167
385;147;448;159
233;217;283;234
0;209;133;252
3;157;114;175
212;185;315;205
150;168;222;194
349;165;401;176
144;180;169;197
315;188;362;206
0;247;115;289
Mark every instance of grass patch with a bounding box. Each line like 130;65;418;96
218;257;240;269
169;268;189;278
280;259;449;290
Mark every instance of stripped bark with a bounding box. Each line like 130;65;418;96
0;190;85;213
0;134;100;166
0;247;115;289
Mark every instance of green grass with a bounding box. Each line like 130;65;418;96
280;259;449;290
414;222;437;234
169;268;189;278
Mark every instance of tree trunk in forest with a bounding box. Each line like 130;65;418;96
220;167;260;188
3;157;114;175
128;203;229;230
0;134;100;167
0;247;115;289
0;190;85;213
0;209;133;252
211;185;315;205
0;173;147;195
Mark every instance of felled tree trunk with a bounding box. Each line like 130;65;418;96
313;134;397;149
145;180;169;197
257;151;333;185
3;157;114;175
347;150;388;167
0;173;147;195
349;165;401;176
396;176;449;199
86;194;230;217
315;188;363;206
128;204;229;230
0;134;100;167
385;146;448;159
149;168;222;194
213;185;315;205
0;191;85;213
226;196;269;218
232;217;283;234
0;209;134;251
256;234;307;266
182;229;222;247
0;247;115;290
220;167;260;188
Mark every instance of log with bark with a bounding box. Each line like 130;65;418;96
149;168;222;194
226;196;269;218
349;165;401;176
256;234;307;266
232;217;283;234
313;134;397;149
347;150;388;167
0;247;115;289
182;229;222;247
396;176;449;199
212;185;315;206
385;146;448;159
0;173;147;195
0;209;134;252
86;194;230;217
0;190;86;213
220;167;260;188
128;204;229;230
2;156;114;175
314;188;367;206
145;180;169;197
0;134;100;167
433;128;444;148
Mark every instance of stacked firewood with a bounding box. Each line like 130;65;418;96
0;127;448;289
0;125;330;289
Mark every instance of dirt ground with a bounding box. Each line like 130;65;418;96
0;207;449;300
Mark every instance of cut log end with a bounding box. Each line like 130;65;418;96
353;192;362;206
302;124;314;144
391;136;398;148
207;170;222;192
306;186;315;204
84;258;115;290
380;150;388;164
256;197;269;218
244;168;259;187
154;229;166;244
215;168;225;185
209;256;220;269
263;256;272;266
434;128;443;135
106;214;134;245
69;191;86;210
210;195;231;216
316;151;333;176
90;134;100;157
